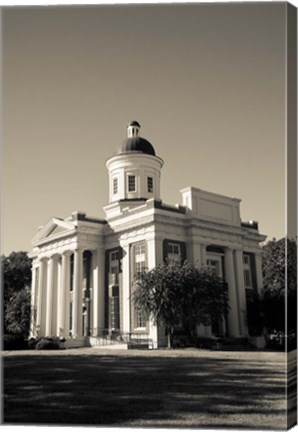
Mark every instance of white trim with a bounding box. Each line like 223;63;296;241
32;217;76;243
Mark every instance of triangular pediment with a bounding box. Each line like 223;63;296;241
32;217;76;244
47;224;69;237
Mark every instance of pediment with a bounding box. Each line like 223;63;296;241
32;217;76;244
47;224;69;237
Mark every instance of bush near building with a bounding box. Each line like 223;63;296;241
133;258;229;348
261;237;297;351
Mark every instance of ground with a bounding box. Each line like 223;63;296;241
2;348;290;429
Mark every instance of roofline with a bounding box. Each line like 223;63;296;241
106;152;164;168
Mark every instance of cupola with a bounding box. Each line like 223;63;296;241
127;121;140;138
117;121;156;156
105;122;164;209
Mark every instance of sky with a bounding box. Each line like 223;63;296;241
2;2;288;255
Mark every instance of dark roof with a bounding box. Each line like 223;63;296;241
241;221;258;230
76;213;107;224
154;200;186;214
128;120;141;127
117;137;156;156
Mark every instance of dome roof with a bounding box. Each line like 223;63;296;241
128;120;141;127
117;136;156;156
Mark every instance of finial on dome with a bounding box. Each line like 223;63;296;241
127;120;141;138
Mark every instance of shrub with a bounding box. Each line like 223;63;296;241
3;334;27;350
215;337;254;350
28;337;41;350
194;337;217;349
5;288;31;337
35;337;61;350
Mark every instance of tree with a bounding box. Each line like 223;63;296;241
2;251;32;335
133;259;229;348
261;237;297;334
5;287;32;337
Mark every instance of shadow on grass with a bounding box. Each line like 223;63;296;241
3;352;286;428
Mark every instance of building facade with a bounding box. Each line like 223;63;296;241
30;121;266;348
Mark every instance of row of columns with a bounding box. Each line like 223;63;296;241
119;237;164;348
188;240;257;337
31;248;105;339
31;239;263;342
130;237;250;343
120;237;257;342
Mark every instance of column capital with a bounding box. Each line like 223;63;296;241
91;245;105;253
62;250;73;257
119;243;130;250
40;256;49;263
186;239;199;246
49;253;60;262
74;248;84;254
32;259;40;269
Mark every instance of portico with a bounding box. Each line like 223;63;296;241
30;211;106;342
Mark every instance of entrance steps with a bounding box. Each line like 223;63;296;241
87;335;154;349
87;336;128;349
92;342;129;350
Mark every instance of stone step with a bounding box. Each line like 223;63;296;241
92;343;128;350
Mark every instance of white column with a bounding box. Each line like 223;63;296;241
121;244;131;334
92;248;105;336
186;240;201;267
72;249;83;338
57;251;71;338
36;258;48;336
196;242;206;336
52;257;61;336
147;237;163;269
30;263;38;337
224;248;240;337
234;249;248;336
65;252;73;337
147;237;164;349
200;244;207;265
255;252;263;295
153;237;164;267
45;255;58;337
201;243;212;336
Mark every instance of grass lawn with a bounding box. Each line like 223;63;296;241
2;348;287;429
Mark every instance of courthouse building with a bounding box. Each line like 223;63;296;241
30;121;266;348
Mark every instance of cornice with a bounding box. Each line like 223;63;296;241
33;229;77;247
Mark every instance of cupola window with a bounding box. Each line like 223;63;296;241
147;176;153;193
113;178;118;195
128;175;136;192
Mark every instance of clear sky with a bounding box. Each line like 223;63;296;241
2;2;287;255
